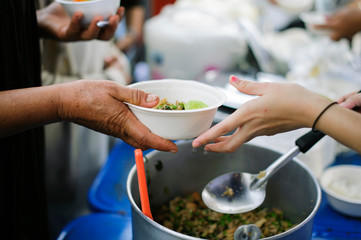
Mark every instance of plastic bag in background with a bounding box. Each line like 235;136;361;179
285;37;361;99
144;0;259;80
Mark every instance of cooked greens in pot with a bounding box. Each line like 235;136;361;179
154;192;294;240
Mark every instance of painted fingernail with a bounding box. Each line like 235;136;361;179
146;94;158;103
231;75;239;82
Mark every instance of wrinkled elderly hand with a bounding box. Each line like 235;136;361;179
314;8;361;41
338;90;361;112
192;76;330;152
57;80;177;151
37;2;123;41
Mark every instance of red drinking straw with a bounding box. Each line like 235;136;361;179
134;149;153;219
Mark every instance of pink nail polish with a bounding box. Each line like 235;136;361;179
231;75;238;82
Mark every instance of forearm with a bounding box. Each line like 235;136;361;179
315;104;361;154
118;6;145;50
0;85;61;138
126;6;145;40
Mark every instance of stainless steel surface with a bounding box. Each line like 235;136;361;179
202;146;300;214
127;140;321;240
234;224;262;240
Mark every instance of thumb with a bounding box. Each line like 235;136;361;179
115;85;160;108
229;75;266;96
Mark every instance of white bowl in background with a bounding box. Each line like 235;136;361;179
126;79;226;140
320;164;361;217
275;0;313;14
300;11;331;36
56;0;120;26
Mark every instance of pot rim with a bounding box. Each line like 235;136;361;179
126;143;322;239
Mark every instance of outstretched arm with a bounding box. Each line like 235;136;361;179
192;76;361;154
0;80;177;152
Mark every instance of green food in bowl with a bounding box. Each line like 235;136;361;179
184;100;208;110
154;98;208;110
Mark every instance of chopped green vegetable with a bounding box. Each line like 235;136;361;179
184;100;208;110
153;98;207;110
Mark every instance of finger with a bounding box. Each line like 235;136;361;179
141;132;178;152
312;23;330;30
192;111;242;148
213;135;230;143
97;7;123;40
65;12;83;39
204;128;248;153
337;91;356;104
120;113;177;152
81;16;103;40
329;32;342;41
117;7;125;19
112;85;160;108
229;75;267;96
339;95;361;109
98;14;119;40
104;56;117;66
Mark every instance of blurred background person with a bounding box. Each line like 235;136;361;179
115;0;147;78
314;0;361;41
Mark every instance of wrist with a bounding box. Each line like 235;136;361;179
296;89;333;128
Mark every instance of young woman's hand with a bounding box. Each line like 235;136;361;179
192;76;331;152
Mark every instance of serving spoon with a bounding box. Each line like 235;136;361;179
96;20;109;28
202;130;326;214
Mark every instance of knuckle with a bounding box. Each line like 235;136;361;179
136;134;149;148
131;89;144;104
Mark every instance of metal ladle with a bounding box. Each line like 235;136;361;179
234;224;262;240
202;130;326;214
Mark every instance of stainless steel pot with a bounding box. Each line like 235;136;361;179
126;140;321;240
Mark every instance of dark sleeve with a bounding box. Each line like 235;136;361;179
1;1;49;240
121;0;144;8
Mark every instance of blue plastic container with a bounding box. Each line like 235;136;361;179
57;213;131;240
88;140;152;214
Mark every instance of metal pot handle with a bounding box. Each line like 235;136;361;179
234;224;261;240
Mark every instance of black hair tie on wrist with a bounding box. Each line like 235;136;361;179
312;102;338;132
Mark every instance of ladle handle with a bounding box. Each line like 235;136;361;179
251;130;325;190
295;130;325;153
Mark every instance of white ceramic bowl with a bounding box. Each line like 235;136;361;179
320;165;361;217
56;0;120;26
126;79;226;140
300;11;331;36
